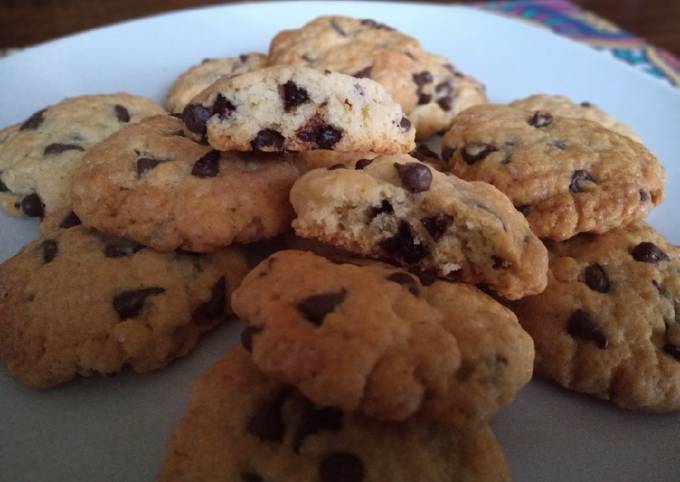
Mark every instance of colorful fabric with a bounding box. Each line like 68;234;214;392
478;0;680;87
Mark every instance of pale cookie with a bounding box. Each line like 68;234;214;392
182;65;415;153
512;223;680;411
165;53;267;113
0;225;248;388
442;104;665;240
268;16;487;139
231;250;534;427
510;94;641;142
159;347;511;482
290;154;548;300
0;93;164;217
72;115;301;252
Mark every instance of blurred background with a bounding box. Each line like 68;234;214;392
0;0;678;55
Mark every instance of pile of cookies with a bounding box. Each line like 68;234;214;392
0;14;677;481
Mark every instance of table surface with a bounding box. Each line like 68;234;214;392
0;0;678;55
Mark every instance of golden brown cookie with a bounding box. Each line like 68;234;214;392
231;250;534;428
159;347;511;482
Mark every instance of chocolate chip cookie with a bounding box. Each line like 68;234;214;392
158;347;511;482
0;225;248;387
290;154;548;300
0;94;164;217
72;115;301;252
512;222;680;411
165;53;267;113
510;94;641;142
268;16;487;139
182;65;415;153
231;250;534;428
441;104;665;240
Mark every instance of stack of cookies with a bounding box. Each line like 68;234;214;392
0;14;676;482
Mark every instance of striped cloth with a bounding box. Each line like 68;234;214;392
479;0;680;87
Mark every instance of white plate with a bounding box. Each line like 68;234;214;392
1;2;679;481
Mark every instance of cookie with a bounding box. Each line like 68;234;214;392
0;94;165;217
165;53;267;113
38;208;83;236
72;115;301;252
268;16;487;139
158;347;511;482
0;225;248;387
441;104;665;240
509;94;641;142
512;223;680;411
295;151;378;170
181;65;415;153
231;250;534;427
290;154;548;300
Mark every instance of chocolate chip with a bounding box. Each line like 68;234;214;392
462;143;497;164
491;255;510;269
293;399;343;452
282;81;310;112
315;125;343;149
380;222;428;264
639;189;649;202
0;178;8;192
58;211;81;229
20;109;46;130
631;242;669;263
516;204;531;216
213;94;236;117
569;170;594;193
353;66;372;78
367;200;393;219
252;129;285;151
567;309;608;349
360;18;393;30
416;93;431;105
386;272;420;295
580;101;592;108
114;105;130;123
248;389;289;442
330;18;347;36
136;158;167;177
241;473;264;482
182;103;212;134
41;239;58;264
663;343;680;361
441;147;455;161
410;269;437;286
43;143;84;156
20;194;44;218
437;96;453;111
320;452;365;482
584;264;610;293
399;117;412;132
241;325;263;352
528;111;553;128
421;214;453;241
105;239;143;258
193;277;227;321
191;150;220;178
552;140;568;150
394;162;432;193
113;287;165;320
355;158;373;170
413;71;434;87
298;289;347;325
327;164;346;170
410;144;440;162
